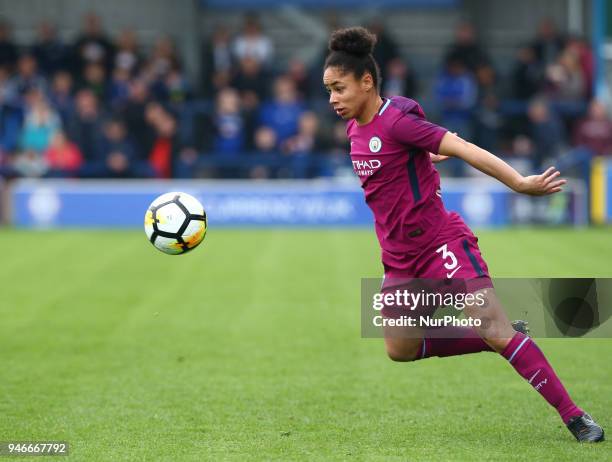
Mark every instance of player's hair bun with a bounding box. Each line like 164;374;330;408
329;27;377;57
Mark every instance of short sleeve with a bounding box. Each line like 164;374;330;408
389;113;448;154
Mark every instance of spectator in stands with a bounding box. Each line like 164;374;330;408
0;70;22;157
174;145;200;179
512;45;544;100
282;111;324;155
473;64;502;151
65;88;105;162
0;20;18;72
148;109;183;178
327;120;350;155
152;63;191;106
232;13;273;68
201;25;234;97
6;53;47;104
315;119;351;177
121;79;154;157
72;13;115;74
286;58;311;101
0;65;10;101
565;35;593;99
526;99;564;171
230;54;269;150
80;62;110;102
281;111;325;178
44;131;83;176
160;100;200;179
113;29;142;76
20;88;61;154
10;89;59;178
86;117;139;178
435;56;478;176
32;21;68;77
367;20;401;83
231;55;269;110
382;58;417;99
250;126;276;179
444;22;490;72
545;48;587;103
145;36;180;82
435;55;477;141
196;87;246;178
258;76;306;147
253;126;276;153
0;106;21;161
49;71;74;124
144;101;165;132
109;67;131;108
506;134;536;175
212;87;245;155
573;100;612;156
530;18;566;70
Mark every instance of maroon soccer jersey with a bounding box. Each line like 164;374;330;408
347;96;450;274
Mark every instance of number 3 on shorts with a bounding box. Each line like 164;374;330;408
435;243;462;278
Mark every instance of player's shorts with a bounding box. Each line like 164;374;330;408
381;212;493;319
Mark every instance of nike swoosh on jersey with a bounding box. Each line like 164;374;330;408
446;266;462;278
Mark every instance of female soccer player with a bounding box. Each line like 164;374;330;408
323;27;604;443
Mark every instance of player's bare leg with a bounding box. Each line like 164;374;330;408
382;316;497;362
383;324;424;362
461;287;515;351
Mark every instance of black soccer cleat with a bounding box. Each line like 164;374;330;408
511;320;530;336
567;413;605;442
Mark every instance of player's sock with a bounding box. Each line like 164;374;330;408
501;332;583;424
420;326;493;359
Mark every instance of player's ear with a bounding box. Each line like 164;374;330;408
361;73;374;92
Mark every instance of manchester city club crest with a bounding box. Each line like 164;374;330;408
369;136;382;153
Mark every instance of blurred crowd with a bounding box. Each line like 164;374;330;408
0;13;195;180
432;19;610;176
0;12;610;181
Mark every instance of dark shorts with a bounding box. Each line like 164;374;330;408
381;212;493;319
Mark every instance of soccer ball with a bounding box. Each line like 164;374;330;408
144;192;207;255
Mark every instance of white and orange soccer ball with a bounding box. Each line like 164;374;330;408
144;192;207;255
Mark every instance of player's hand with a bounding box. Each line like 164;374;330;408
517;167;567;196
429;152;450;163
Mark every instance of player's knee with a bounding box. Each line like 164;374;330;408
387;351;416;362
385;345;421;362
482;337;511;353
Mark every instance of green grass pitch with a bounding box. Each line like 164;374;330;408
0;227;610;461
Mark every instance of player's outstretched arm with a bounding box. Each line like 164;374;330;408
437;132;567;196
